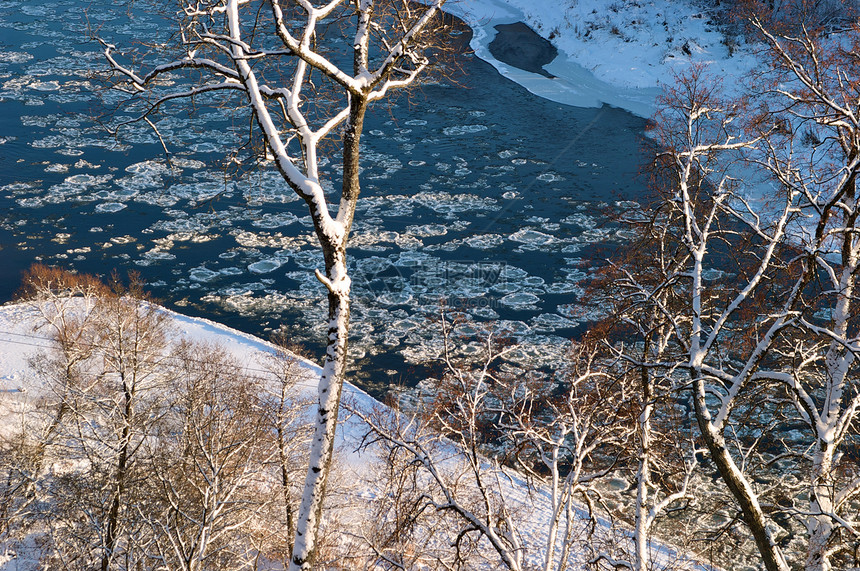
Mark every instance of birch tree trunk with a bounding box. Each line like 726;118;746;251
636;23;860;567
101;1;448;567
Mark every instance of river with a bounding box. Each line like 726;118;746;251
0;0;652;397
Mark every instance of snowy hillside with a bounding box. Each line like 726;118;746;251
0;301;714;569
450;0;760;116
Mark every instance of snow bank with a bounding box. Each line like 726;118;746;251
450;0;761;117
0;301;715;569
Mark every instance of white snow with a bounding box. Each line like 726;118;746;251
0;301;716;570
449;0;761;117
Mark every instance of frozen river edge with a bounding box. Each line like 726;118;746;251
445;0;663;118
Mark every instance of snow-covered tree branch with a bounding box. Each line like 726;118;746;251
100;1;450;568
608;25;860;568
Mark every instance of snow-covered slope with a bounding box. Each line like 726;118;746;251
450;0;759;117
0;302;714;569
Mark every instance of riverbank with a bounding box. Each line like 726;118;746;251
451;0;760;117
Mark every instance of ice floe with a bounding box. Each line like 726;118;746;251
509;228;558;246
248;259;282;274
500;292;541;308
442;124;488;136
94;202;127;213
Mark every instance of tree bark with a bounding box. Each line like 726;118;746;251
634;357;653;571
692;377;790;571
101;371;133;571
289;96;367;571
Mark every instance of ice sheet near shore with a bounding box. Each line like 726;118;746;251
457;0;815;247
449;0;759;118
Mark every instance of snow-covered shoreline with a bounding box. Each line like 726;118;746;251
450;0;760;118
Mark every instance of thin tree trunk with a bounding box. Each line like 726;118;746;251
692;378;790;571
634;359;653;571
806;444;835;571
102;373;133;571
289;284;350;571
278;421;295;556
289;97;367;571
806;170;856;571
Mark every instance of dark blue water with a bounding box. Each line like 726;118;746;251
0;0;650;395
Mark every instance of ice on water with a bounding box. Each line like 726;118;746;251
0;0;645;382
94;202;127;213
248;259;282;274
500;292;541;308
509;228;558;246
442;124;488;136
464;234;505;250
0;52;34;64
